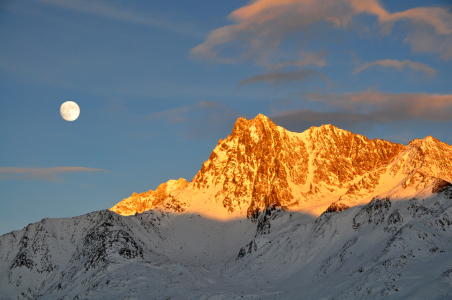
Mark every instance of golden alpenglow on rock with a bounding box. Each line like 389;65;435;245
109;114;452;219
110;178;188;216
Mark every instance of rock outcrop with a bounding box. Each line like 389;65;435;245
110;178;188;216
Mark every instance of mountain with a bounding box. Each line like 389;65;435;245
1;114;452;299
111;114;417;217
336;135;452;207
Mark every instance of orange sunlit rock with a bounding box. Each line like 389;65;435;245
110;114;452;219
110;178;188;216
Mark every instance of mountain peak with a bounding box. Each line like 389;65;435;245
401;135;452;184
254;113;272;123
306;123;353;139
189;116;406;216
110;178;188;216
319;123;336;130
419;135;450;147
231;114;276;139
407;135;449;148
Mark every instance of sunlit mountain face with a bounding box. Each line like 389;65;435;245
1;115;452;299
110;114;450;218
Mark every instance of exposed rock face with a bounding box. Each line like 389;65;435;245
433;179;452;195
110;114;451;218
304;125;404;188
338;134;452;206
191;114;404;217
324;202;350;213
402;136;452;183
110;178;188;216
192;114;310;217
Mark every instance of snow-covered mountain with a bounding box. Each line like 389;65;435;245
1;114;452;299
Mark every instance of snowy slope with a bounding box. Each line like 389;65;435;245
0;208;258;299
228;178;452;299
1;179;451;299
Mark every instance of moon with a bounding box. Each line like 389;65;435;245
60;101;80;121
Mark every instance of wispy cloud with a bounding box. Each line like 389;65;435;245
147;101;246;138
270;91;452;132
402;24;452;60
272;51;327;70
270;107;452;145
101;100;248;139
365;4;452;60
354;59;437;77
271;110;379;133
305;91;452;120
147;104;194;124
352;1;452;34
237;69;329;88
36;0;203;38
269;91;452;144
192;0;452;63
101;98;128;113
0;167;109;181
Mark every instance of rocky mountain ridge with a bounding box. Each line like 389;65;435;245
110;114;451;218
110;178;188;216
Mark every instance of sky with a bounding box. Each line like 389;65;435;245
0;0;451;235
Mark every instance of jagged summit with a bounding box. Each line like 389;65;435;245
402;134;452;183
110;178;188;216
110;114;452;218
408;135;451;148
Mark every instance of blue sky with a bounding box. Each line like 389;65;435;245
1;0;451;235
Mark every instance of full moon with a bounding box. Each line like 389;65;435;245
60;101;80;121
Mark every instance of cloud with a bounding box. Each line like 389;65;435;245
102;100;248;139
191;0;354;64
271;109;378;133
237;69;329;87
272;50;327;70
382;6;452;35
101;98;128;113
191;0;452;63
36;0;203;38
0;167;109;181
354;59;437;77
304;91;452;120
270;107;452;144
147;101;247;138
270;91;452;134
147;104;193;124
402;24;452;60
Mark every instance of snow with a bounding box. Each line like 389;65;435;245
1;179;451;299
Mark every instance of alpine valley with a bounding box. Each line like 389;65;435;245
1;115;452;299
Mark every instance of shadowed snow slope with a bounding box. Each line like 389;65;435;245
1;115;452;299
